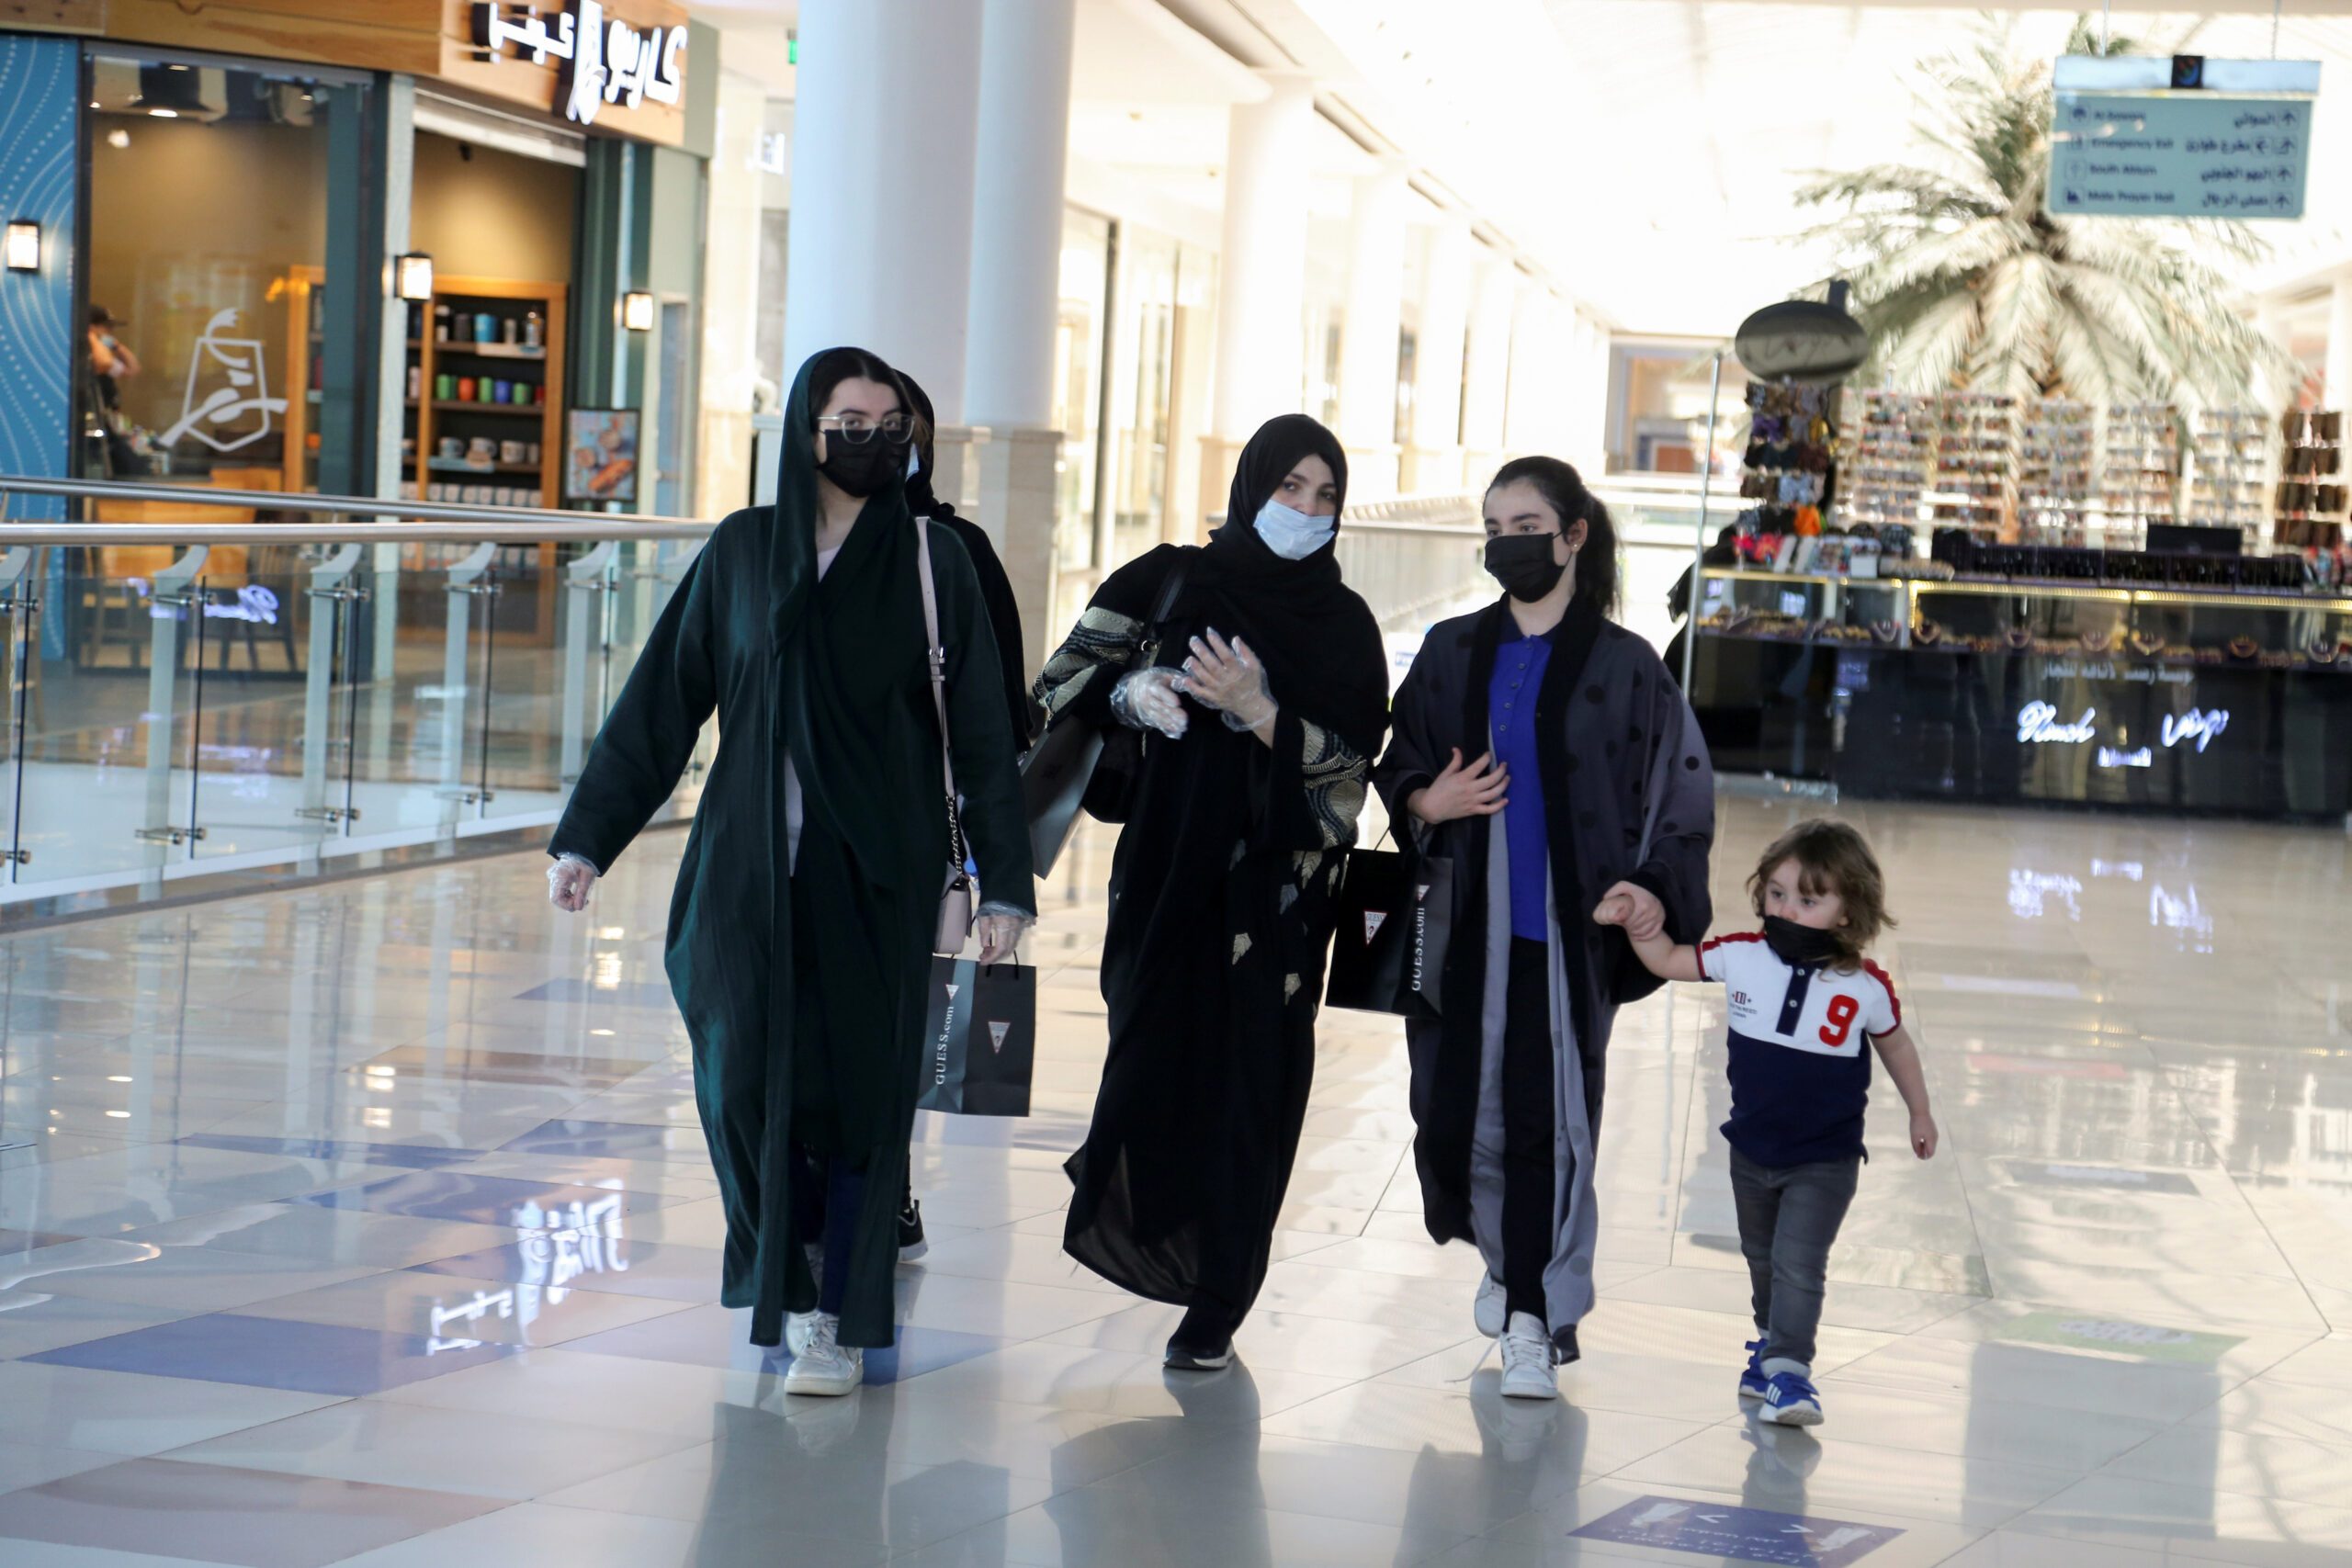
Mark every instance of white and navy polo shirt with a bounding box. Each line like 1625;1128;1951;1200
1699;932;1901;1167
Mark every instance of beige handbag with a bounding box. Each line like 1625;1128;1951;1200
915;519;975;954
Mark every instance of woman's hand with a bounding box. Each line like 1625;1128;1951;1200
548;855;597;913
1407;749;1508;825
1594;878;1666;942
1174;629;1275;728
977;913;1031;965
1112;667;1189;739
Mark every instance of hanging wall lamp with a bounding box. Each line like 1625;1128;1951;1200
4;220;40;273
394;252;435;301
621;290;654;332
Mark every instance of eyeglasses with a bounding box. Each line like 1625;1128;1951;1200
816;413;913;446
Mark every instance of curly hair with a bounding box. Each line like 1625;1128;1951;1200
1747;818;1894;970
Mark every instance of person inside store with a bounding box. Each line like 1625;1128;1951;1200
1372;456;1716;1401
879;369;1037;1265
1663;523;1740;682
85;305;145;476
543;346;1037;1398
1036;413;1389;1371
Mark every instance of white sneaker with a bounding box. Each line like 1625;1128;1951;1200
1473;1273;1506;1338
784;1314;863;1397
785;1309;820;1359
1498;1311;1558;1401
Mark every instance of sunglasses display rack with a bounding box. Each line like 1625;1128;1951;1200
2186;407;2272;543
2275;410;2346;550
1838;389;1937;532
2099;403;2181;546
2018;399;2095;546
1929;391;2016;537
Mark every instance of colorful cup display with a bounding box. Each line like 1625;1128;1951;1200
435;373;454;401
457;377;476;402
475;312;496;343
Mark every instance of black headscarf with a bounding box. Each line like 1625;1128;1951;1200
1193;414;1388;759
770;346;931;892
899;373;954;521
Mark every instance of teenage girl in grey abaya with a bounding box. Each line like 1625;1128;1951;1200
1373;456;1715;1401
1037;414;1388;1371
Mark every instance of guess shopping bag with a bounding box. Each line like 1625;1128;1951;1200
1324;848;1453;1016
916;956;1037;1117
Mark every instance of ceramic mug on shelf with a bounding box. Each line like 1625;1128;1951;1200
435;374;455;401
500;440;526;466
468;437;497;465
437;436;464;461
457;377;476;402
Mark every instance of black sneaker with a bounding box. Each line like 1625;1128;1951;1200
897;1194;928;1262
1165;1302;1237;1371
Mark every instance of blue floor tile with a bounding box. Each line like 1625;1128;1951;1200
514;977;677;1009
289;1171;684;1226
561;1302;1006;1386
27;1313;519;1395
493;1119;699;1159
175;1134;488;1169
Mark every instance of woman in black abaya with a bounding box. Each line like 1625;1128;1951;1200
544;347;1035;1398
1035;414;1388;1369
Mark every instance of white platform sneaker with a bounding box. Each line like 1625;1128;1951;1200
1498;1311;1559;1400
784;1314;863;1397
1474;1273;1507;1338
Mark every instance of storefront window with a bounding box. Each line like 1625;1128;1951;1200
1053;209;1111;576
80;51;374;498
1110;226;1179;566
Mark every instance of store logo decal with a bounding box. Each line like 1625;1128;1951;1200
161;309;286;454
2018;702;2097;744
1363;910;1387;942
474;1;686;127
2160;707;2229;752
2098;745;2151;769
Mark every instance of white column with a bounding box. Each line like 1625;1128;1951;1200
2325;275;2352;415
784;0;982;422
1504;285;1551;453
1461;247;1515;466
963;0;1076;677
1337;157;1409;494
964;0;1074;429
1408;215;1473;491
1210;72;1317;443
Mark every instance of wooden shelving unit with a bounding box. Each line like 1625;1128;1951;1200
411;275;569;512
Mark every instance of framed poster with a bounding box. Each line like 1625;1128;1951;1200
565;408;639;503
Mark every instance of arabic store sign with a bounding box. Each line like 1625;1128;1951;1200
2018;701;2230;762
473;1;686;129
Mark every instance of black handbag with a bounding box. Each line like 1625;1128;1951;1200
916;955;1038;1117
1019;554;1190;874
1324;840;1453;1017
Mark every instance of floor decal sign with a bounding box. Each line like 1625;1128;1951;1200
1571;1496;1901;1565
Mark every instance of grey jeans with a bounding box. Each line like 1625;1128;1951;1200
1729;1146;1860;1369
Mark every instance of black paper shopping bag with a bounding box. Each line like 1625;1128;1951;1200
917;956;1037;1117
1324;848;1453;1017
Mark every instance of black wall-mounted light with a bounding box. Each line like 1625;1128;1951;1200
4;219;40;273
395;252;435;301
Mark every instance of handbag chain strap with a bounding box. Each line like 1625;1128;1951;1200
1136;552;1190;667
913;519;968;876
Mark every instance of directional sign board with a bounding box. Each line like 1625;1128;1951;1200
2052;92;2312;219
1571;1496;1901;1566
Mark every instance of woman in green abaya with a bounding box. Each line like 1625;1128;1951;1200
544;346;1035;1397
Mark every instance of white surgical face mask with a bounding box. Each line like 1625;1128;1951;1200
1252;497;1335;560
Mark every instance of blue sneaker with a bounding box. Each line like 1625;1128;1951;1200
1760;1370;1824;1427
1738;1338;1770;1403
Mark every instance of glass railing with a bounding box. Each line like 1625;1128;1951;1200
0;477;713;908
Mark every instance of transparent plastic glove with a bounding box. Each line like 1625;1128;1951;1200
1111;666;1189;739
974;904;1035;964
1175;629;1276;730
548;852;598;912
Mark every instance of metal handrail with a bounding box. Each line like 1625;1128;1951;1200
0;474;715;545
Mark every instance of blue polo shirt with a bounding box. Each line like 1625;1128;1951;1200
1490;627;1551;941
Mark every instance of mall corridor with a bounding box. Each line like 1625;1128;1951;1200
0;797;2344;1565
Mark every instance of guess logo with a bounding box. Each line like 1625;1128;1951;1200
987;1021;1011;1055
1363;911;1387;942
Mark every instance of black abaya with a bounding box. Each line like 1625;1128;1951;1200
1037;415;1388;1326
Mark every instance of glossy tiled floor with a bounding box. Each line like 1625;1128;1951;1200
0;799;2347;1566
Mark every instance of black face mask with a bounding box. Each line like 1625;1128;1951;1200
817;433;909;499
1763;914;1844;968
1485;533;1568;602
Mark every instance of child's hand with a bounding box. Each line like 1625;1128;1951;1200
1594;879;1666;941
1909;1111;1939;1160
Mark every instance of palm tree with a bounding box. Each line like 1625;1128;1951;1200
1795;19;2293;410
